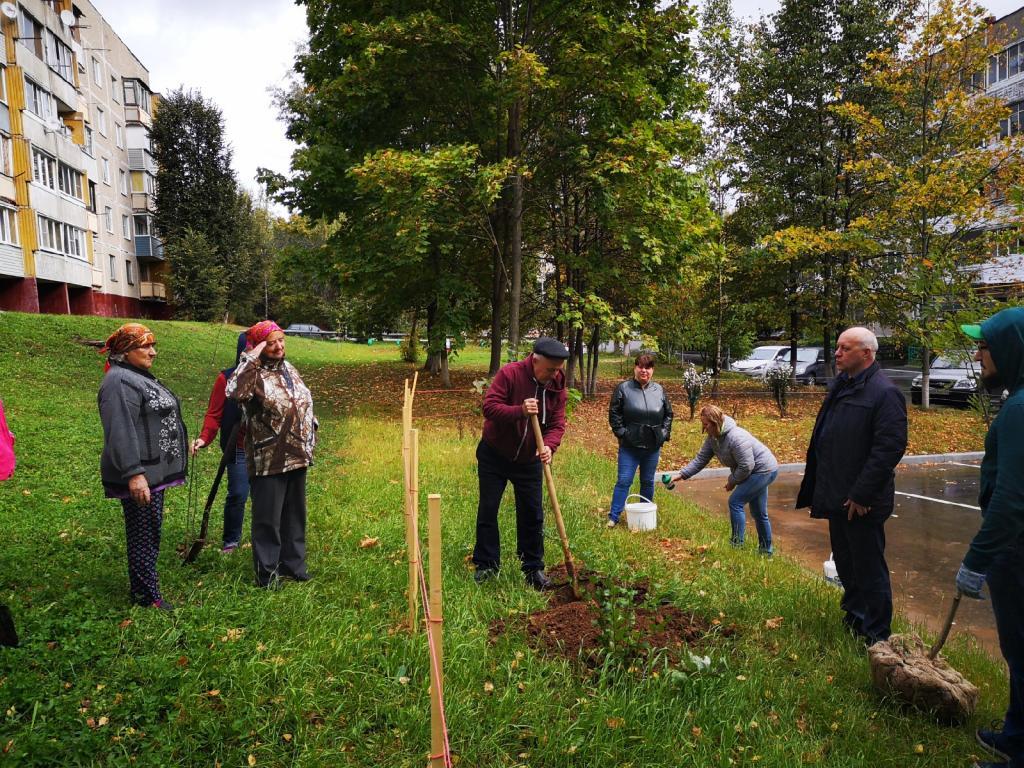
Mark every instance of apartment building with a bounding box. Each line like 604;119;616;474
979;7;1024;300
0;0;164;318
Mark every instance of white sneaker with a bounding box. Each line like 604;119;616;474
606;519;617;528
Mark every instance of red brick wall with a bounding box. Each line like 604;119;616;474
0;277;171;319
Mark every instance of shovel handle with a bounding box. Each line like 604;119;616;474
928;591;962;660
529;414;578;586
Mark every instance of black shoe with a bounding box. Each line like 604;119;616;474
0;604;18;647
474;567;498;584
256;577;283;590
977;728;1014;761
524;570;552;591
151;599;175;612
283;572;312;582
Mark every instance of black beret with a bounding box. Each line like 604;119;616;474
533;336;569;360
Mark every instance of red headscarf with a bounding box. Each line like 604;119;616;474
246;320;283;349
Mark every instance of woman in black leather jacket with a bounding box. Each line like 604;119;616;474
607;352;673;527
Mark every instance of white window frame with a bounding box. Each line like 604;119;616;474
0;133;11;176
96;106;106;136
92;57;102;85
111;73;120;103
0;66;7;104
122;214;131;240
115;123;123;148
101;158;110;184
125;259;134;285
104;206;113;232
109;253;117;281
57;161;83;201
32;148;56;190
0;205;18;246
119;168;128;196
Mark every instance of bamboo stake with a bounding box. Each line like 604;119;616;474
403;378;419;632
427;493;444;768
408;428;421;632
529;414;580;597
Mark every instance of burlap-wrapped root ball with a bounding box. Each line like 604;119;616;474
868;634;978;722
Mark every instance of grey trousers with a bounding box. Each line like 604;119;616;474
249;468;308;585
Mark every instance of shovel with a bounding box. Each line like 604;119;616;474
183;422;241;564
529;414;581;598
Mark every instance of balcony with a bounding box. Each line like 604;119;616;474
124;106;152;128
127;149;157;174
131;191;155;212
91;267;103;288
134;235;164;262
140;281;167;301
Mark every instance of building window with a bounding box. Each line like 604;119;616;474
58;162;84;200
23;80;55;121
0;205;18;246
92;57;102;86
31;148;56;190
134;215;151;236
988;43;1024;87
19;10;43;59
84;126;94;156
122;214;131;240
115;123;123;148
87;181;97;213
119;169;128;195
44;31;74;83
0;66;7;104
104;206;113;232
111;74;120;102
96;106;107;136
109;253;117;281
37;215;85;258
102;158;110;184
0;134;11;176
125;259;134;285
1000;100;1024;139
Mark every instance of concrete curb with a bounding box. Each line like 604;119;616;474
673;451;984;479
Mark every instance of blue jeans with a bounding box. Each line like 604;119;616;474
223;448;249;548
727;469;777;551
609;444;661;522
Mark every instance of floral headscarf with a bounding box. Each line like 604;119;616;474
246;320;283;349
102;323;155;357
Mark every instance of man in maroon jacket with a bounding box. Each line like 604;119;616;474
473;337;569;590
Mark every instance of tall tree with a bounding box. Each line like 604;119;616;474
837;0;1024;406
732;0;904;367
151;88;251;320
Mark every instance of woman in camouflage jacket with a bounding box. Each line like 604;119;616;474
227;321;316;588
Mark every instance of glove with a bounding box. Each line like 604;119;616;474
955;563;986;599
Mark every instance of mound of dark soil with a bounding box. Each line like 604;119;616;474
490;566;733;667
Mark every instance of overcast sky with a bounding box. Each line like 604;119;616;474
90;0;1024;214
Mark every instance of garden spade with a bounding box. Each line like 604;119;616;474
183;422;241;564
529;414;581;598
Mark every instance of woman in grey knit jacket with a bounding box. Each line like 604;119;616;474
666;404;778;554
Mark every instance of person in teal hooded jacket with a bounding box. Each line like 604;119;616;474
956;306;1024;768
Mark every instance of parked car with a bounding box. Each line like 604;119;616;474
768;347;830;385
730;345;788;377
284;324;335;340
910;354;982;407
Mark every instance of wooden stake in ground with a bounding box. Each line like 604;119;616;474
529;414;580;597
427;494;445;768
403;374;420;632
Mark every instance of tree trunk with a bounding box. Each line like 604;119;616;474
920;341;931;410
565;327;578;390
422;299;441;375
587;324;601;396
506;99;524;359
488;237;505;376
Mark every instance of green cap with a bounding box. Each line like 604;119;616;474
960;323;984;341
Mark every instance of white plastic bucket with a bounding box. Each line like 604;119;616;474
823;552;842;587
625;494;657;532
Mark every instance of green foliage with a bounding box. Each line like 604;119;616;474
164;229;227;321
398;334;420;364
151;88;261;321
764;363;795;417
594;585;644;670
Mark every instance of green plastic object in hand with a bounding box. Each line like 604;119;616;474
660;472;676;490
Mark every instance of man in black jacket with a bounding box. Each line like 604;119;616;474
796;327;907;644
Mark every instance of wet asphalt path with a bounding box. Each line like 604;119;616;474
672;460;1000;655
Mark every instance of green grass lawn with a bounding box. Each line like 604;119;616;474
0;312;1006;766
